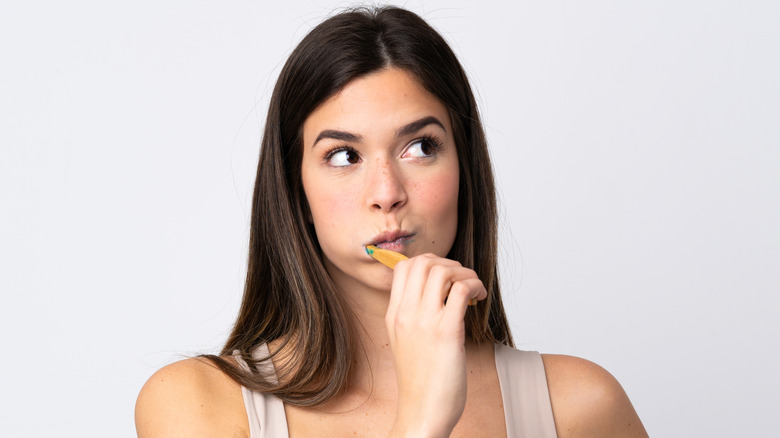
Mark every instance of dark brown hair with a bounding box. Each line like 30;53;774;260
203;5;513;406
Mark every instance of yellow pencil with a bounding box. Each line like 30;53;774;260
365;244;408;268
365;245;476;306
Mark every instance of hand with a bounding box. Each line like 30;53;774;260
385;254;487;437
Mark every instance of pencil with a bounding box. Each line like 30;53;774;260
365;244;408;268
365;245;477;306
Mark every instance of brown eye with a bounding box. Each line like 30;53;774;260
405;137;441;158
327;148;360;167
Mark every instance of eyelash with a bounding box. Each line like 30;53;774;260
410;135;445;156
322;135;445;166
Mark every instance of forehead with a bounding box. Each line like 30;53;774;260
302;68;451;143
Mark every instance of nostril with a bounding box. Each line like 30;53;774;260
366;164;408;211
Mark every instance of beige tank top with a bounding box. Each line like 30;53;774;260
236;343;558;438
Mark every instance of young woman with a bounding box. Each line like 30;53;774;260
136;6;648;437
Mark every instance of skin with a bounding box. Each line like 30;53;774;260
300;67;461;304
135;68;649;438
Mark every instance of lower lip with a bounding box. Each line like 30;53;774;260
374;236;414;252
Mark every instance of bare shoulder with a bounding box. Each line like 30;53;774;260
541;354;648;438
135;357;248;438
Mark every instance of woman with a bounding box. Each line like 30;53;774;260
136;6;648;437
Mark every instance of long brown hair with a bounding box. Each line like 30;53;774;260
203;5;513;407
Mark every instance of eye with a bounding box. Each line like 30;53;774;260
403;136;443;159
326;147;361;167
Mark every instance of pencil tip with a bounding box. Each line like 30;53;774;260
365;245;375;255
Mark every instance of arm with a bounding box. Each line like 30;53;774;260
135;357;249;438
542;354;649;438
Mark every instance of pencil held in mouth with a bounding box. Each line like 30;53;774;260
365;244;408;268
365;245;477;306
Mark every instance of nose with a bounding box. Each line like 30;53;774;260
366;159;407;212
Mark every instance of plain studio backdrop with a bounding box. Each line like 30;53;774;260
1;1;778;436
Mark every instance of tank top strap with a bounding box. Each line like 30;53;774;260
494;343;558;437
232;344;289;438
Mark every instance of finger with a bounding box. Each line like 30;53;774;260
441;278;486;327
388;257;412;308
398;254;458;309
386;257;412;335
421;264;477;310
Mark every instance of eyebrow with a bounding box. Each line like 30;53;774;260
312;116;446;147
313;130;363;147
396;116;446;137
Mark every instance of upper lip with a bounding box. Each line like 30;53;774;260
366;230;414;246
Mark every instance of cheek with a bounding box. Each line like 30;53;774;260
306;181;362;263
304;179;360;228
415;169;459;219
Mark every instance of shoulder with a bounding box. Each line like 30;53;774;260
541;354;648;438
135;356;249;438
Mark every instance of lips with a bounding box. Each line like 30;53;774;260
366;230;415;252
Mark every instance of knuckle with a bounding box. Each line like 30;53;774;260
450;282;471;300
457;267;477;279
394;258;411;270
429;264;449;280
393;313;412;330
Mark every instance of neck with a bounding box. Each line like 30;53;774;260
325;266;401;401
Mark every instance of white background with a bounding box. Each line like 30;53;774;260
1;1;778;436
